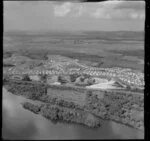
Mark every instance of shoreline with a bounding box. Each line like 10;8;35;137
3;79;144;131
22;101;101;128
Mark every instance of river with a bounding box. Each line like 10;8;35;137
2;87;144;139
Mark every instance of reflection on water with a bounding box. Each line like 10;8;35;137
2;88;144;139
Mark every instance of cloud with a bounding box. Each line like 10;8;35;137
4;0;145;31
97;0;123;9
53;2;86;18
91;9;111;19
53;0;124;19
4;0;145;33
53;2;72;17
74;5;85;17
91;1;123;19
52;0;145;20
129;12;145;20
90;1;145;20
115;1;145;11
130;12;139;19
50;0;85;3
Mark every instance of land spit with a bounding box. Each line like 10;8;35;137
22;102;101;128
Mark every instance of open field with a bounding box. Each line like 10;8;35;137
3;31;144;71
47;87;86;106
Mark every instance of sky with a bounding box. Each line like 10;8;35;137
4;0;145;32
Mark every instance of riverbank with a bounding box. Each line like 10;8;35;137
3;87;144;139
22;101;101;128
3;79;144;130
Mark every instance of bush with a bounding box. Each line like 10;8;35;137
86;91;93;98
22;102;41;114
58;75;68;84
22;74;31;81
39;74;47;83
70;74;80;82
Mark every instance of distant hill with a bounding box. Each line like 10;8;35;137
4;30;144;41
83;31;144;41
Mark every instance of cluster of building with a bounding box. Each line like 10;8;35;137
3;55;144;89
81;67;144;87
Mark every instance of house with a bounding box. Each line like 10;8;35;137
46;75;59;84
29;75;40;81
11;74;23;80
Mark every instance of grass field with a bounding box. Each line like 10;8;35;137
3;31;144;71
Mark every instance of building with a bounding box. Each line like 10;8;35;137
46;75;59;85
29;75;40;81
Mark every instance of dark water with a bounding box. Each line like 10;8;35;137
2;88;144;140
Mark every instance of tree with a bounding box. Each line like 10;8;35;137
83;74;90;79
22;74;31;81
126;85;131;90
58;75;68;84
39;74;47;83
87;90;93;98
70;73;80;82
96;62;104;67
87;78;95;85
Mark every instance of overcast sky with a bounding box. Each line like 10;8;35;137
4;1;145;31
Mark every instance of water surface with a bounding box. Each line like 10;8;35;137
2;87;144;140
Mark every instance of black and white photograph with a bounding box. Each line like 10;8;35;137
3;0;145;139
